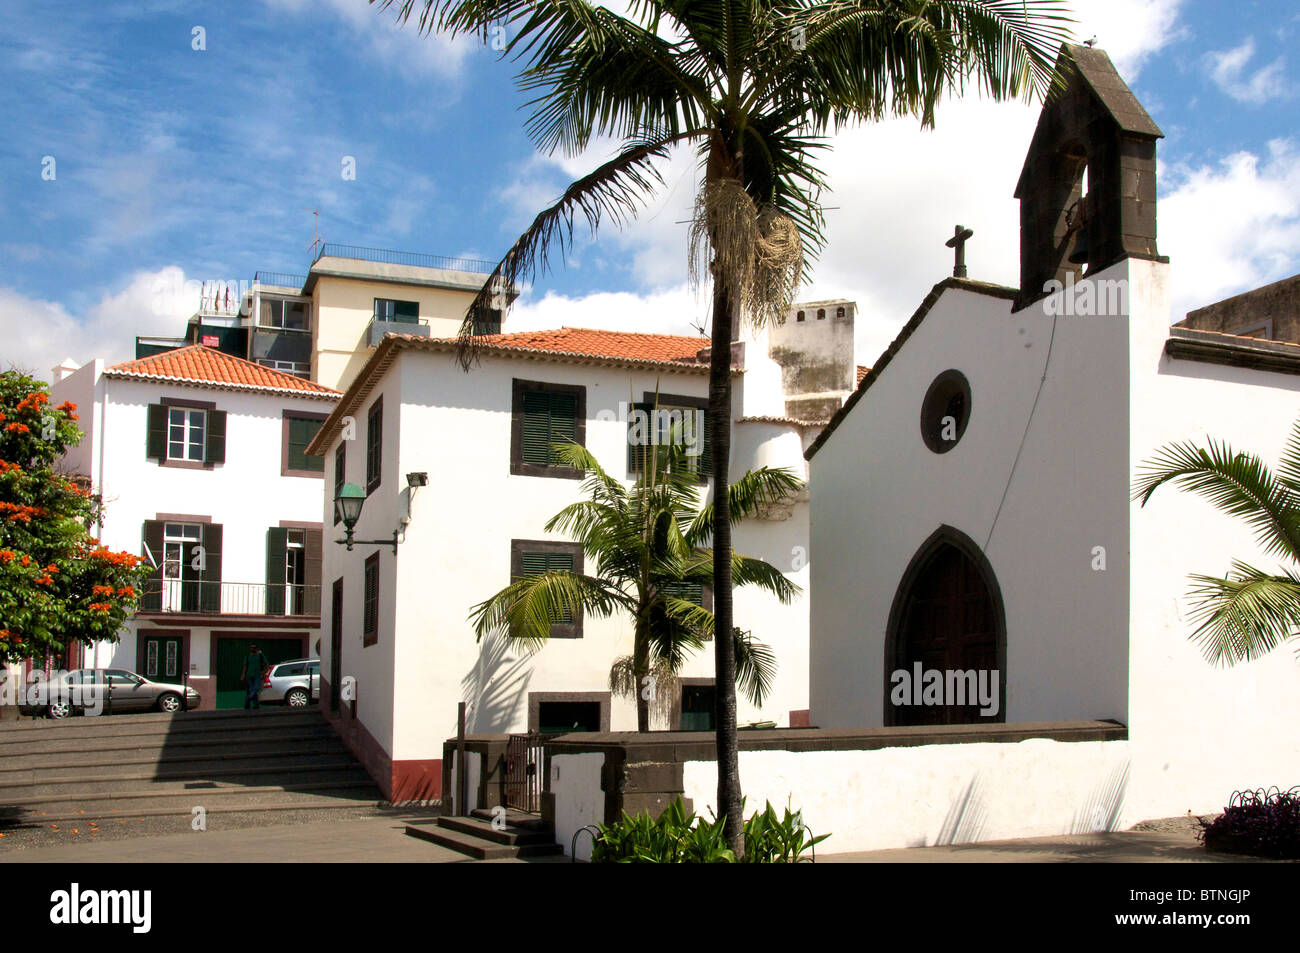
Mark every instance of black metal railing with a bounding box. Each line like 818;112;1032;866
312;243;495;274
139;581;321;617
253;271;308;290
504;732;546;814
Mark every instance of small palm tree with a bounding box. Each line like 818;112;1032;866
469;433;802;731
1133;421;1300;665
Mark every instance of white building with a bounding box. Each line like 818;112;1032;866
49;345;341;708
308;320;864;801
789;44;1300;848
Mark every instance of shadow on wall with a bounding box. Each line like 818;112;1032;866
461;633;533;734
1070;761;1131;834
934;774;990;846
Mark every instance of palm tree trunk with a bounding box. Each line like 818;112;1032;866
634;621;650;732
708;278;744;857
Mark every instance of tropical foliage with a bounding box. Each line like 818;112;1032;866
0;371;148;663
590;795;829;862
469;432;802;730
1133;422;1300;666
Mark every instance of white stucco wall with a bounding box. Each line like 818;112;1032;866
682;739;1135;853
550;751;605;861
50;367;332;681
318;347;813;769
810;265;1131;730
1125;257;1300;820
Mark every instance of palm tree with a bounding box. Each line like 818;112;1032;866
377;0;1073;852
469;434;803;731
1134;422;1300;666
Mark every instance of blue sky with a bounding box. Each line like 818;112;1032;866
2;0;1298;371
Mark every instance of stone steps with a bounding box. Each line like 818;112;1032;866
405;808;562;859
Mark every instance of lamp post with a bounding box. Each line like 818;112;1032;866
332;483;398;554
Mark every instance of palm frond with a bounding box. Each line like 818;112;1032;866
688;466;804;545
452;135;692;370
734;628;778;707
1133;438;1300;563
1183;561;1300;666
469;570;632;649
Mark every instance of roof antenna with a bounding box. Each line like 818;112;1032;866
303;208;322;259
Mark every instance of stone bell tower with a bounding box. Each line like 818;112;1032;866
1014;44;1166;310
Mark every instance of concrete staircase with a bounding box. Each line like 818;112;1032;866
405;808;563;859
0;707;383;827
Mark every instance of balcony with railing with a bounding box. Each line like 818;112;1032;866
139;581;321;618
367;313;432;347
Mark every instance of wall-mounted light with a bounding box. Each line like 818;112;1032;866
333;482;398;553
406;472;428;487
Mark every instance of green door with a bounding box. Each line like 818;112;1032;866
214;637;304;709
141;635;185;685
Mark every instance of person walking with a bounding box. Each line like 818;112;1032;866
240;643;269;710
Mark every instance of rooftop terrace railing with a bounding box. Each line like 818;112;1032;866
311;243;496;275
253;271;309;290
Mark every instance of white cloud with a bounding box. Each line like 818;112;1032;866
1161;139;1300;318
0;267;199;378
1069;0;1187;79
1205;38;1289;104
262;0;474;78
506;285;709;339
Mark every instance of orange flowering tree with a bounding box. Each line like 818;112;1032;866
0;371;148;663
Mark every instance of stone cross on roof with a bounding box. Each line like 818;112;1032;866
946;225;974;278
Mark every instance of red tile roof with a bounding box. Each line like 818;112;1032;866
105;345;341;399
856;365;871;387
425;326;712;365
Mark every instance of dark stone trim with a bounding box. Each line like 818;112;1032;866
160;396;218;410
805;278;1017;461
883;525;1007;726
134;616;318;628
510;539;585;639
278;520;324;530
527;691;611;732
919;369;972;454
509;378;587;480
630;390;710;484
669;677;715;731
154;512;212;524
538;720;1127;762
1165;328;1300;376
282;409;329;479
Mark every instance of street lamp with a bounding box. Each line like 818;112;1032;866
333;483;398;553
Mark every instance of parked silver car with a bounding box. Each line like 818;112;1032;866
20;668;201;718
258;659;320;707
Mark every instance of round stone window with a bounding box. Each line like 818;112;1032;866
920;369;971;454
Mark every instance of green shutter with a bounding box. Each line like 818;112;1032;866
141;521;164;609
304;528;322;615
333;445;345;524
266;527;288;616
548;393;577;463
206;410;226;465
289;417;324;472
199;523;222;612
663;580;703;606
520;391;552;466
146;404;167;461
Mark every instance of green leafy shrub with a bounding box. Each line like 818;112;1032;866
590;796;828;863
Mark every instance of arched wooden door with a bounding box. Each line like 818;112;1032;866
886;527;1005;726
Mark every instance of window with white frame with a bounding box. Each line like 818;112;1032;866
167;408;206;462
162;523;202;582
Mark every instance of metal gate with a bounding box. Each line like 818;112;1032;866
504;732;546;813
